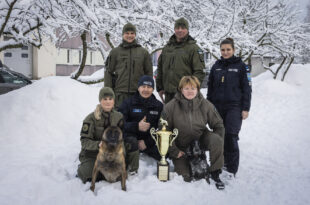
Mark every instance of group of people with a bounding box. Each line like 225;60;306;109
77;17;252;190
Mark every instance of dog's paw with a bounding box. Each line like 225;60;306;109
90;186;95;192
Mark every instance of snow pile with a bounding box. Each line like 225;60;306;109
78;68;105;81
0;65;310;205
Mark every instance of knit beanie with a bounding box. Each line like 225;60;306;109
99;87;115;101
138;75;154;89
122;23;136;34
174;17;189;30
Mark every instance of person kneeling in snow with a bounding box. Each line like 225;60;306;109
118;76;163;174
161;76;226;190
77;87;137;183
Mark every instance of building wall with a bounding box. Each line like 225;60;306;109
55;48;104;76
251;56;271;77
33;40;57;79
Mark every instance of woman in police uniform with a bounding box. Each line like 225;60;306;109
207;38;252;176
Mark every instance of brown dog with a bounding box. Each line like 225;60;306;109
90;126;127;192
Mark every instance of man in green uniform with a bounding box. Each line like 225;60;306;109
104;23;153;108
156;17;206;103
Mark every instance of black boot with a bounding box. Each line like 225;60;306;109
210;170;225;190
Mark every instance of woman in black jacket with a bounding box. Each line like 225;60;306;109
207;38;252;176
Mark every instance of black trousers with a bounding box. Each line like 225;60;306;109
215;104;242;174
141;145;161;161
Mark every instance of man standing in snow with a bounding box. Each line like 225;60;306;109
118;75;163;171
104;23;153;109
156;17;205;103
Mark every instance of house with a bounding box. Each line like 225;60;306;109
0;35;108;79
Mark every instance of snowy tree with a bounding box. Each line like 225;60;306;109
300;2;310;63
2;0;305;82
0;0;46;52
175;0;309;81
33;0;177;82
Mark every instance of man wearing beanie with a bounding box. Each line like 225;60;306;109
104;22;153;109
119;76;163;168
77;87;139;182
156;17;205;103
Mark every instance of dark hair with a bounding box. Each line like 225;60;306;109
220;38;234;49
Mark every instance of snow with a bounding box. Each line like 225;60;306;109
0;65;310;205
77;68;104;81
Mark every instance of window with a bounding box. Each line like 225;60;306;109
0;71;25;84
22;46;28;50
4;52;12;57
21;53;28;58
67;49;70;63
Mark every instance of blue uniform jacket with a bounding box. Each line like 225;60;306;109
207;56;252;111
118;92;163;148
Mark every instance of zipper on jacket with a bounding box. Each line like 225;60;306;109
128;48;132;93
189;101;193;132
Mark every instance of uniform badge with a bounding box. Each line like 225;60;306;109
150;111;159;115
81;122;90;135
133;108;142;113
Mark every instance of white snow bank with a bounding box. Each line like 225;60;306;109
0;65;310;205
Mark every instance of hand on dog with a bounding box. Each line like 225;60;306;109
138;116;150;132
138;140;147;151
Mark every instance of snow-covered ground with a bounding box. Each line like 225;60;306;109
0;65;309;205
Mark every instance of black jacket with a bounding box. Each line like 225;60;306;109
118;92;163;148
207;56;252;111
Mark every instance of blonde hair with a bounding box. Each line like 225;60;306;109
178;76;200;91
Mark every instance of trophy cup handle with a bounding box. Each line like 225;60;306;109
150;127;159;148
170;128;178;146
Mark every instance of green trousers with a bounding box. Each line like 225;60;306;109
77;146;139;183
172;131;224;181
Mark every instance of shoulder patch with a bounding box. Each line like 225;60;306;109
81;122;90;135
247;73;252;82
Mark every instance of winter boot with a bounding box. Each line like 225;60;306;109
210;170;225;190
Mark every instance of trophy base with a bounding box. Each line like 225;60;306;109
157;162;169;181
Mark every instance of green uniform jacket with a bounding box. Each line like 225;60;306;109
104;40;153;94
156;35;206;93
79;105;123;160
161;92;224;158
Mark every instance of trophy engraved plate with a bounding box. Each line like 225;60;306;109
158;165;169;181
150;118;178;181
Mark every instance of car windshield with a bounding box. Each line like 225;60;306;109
0;70;27;84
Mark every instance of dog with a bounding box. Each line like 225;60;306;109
185;140;210;183
90;126;127;192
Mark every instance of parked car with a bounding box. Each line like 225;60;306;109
0;61;32;95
